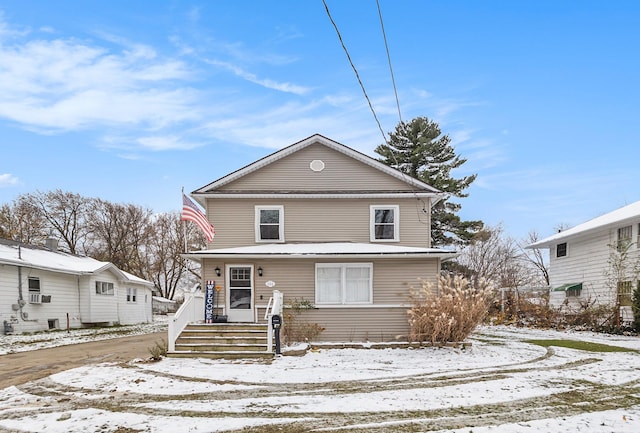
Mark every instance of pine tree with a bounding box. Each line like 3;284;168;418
376;116;483;246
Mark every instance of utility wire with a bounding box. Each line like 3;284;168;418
322;0;387;143
376;0;402;125
322;0;430;223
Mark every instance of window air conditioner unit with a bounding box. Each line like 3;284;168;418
29;293;42;304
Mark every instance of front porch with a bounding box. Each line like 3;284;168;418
167;290;283;359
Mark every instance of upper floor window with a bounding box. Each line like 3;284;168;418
96;281;114;296
556;242;567;258
255;205;284;242
127;287;137;303
617;225;633;251
316;263;373;305
370;205;399;242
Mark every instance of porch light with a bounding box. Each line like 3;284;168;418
258;266;263;277
215;267;221;277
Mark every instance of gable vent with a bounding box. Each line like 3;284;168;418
310;159;325;172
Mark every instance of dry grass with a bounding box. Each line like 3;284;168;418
408;275;491;343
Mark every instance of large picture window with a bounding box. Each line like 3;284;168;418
255;205;284;242
316;263;372;305
370;205;399;242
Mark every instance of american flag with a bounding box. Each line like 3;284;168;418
181;194;215;242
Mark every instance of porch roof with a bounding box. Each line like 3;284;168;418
183;242;457;260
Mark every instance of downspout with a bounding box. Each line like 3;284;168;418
16;245;37;322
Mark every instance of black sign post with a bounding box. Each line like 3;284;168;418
271;314;282;355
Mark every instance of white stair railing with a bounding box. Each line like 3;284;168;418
167;291;204;352
265;290;283;353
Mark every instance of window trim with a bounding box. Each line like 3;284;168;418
255;205;285;243
315;263;373;305
617;225;633;251
28;277;41;293
556;242;568;258
126;287;137;303
370;205;400;242
95;281;115;296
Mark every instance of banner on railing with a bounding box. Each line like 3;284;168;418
205;280;215;323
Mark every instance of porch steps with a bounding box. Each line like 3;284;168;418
169;323;274;360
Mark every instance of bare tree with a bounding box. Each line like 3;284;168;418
519;231;550;286
85;199;154;276
144;212;206;300
454;224;544;290
22;190;90;254
0;198;49;244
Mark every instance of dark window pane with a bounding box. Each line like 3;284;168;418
260;225;280;240
260;209;280;224
230;289;251;309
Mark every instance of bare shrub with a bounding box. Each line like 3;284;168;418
408;275;491;343
147;338;167;361
283;298;324;345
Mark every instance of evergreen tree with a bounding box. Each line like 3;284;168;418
376;116;483;246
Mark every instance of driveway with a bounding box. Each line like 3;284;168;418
0;331;166;389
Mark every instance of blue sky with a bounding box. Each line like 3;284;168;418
1;1;639;241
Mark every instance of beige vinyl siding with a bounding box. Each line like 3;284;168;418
218;143;416;192
206;197;431;248
203;257;440;341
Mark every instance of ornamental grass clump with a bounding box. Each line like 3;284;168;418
408;275;491;344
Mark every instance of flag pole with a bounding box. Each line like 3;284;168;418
182;187;188;253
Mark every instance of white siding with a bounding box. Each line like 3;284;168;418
549;225;640;313
0;265;83;334
117;283;153;325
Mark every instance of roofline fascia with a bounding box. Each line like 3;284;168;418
183;252;458;260
194;192;442;200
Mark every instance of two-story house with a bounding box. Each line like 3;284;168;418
184;134;456;342
528;200;640;324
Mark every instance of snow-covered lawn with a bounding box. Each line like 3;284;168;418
0;316;168;355
1;325;640;432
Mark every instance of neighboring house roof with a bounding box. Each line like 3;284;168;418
184;242;457;259
192;133;443;203
0;239;153;287
528;200;640;249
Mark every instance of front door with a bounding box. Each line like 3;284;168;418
226;265;254;322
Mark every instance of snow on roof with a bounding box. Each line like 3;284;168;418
184;242;456;258
529;200;640;248
0;240;152;285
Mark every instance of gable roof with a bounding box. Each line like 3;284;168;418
528;200;640;248
0;239;153;287
192;134;442;203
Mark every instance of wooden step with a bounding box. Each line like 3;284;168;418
168;322;274;360
169;350;275;360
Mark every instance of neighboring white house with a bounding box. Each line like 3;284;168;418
528;201;640;324
0;238;154;334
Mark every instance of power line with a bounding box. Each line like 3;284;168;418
321;0;387;143
376;0;403;125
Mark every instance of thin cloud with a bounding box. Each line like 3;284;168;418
205;59;311;95
0;31;199;133
0;173;19;187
